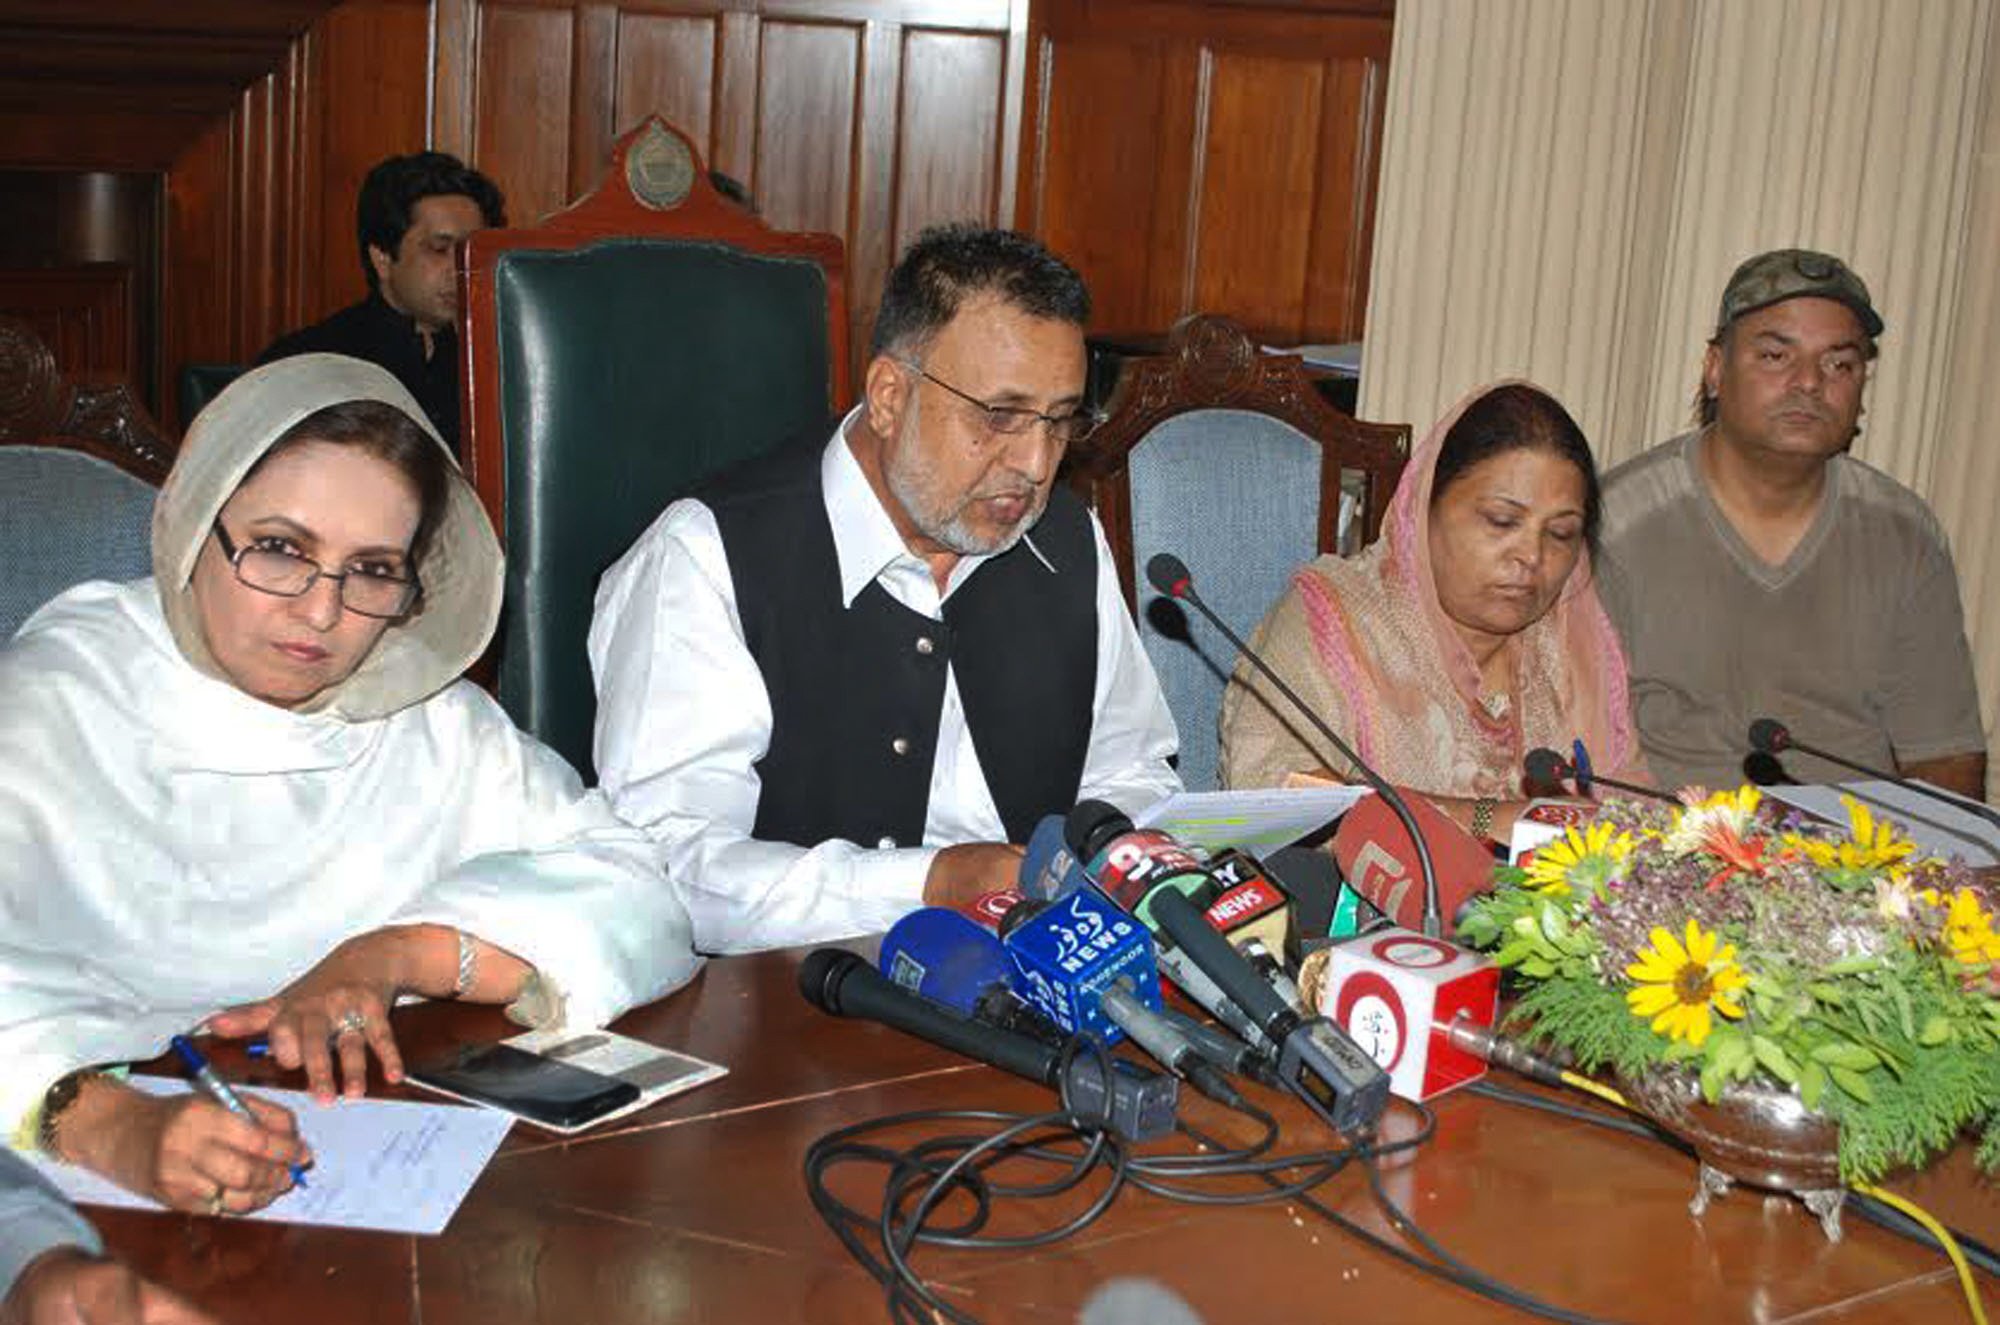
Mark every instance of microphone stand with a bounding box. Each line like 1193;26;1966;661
1149;554;1446;939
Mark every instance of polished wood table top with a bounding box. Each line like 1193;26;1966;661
93;946;1997;1324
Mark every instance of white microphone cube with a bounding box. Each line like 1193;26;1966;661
1316;928;1498;1102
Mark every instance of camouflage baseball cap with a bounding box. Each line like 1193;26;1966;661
1716;248;1883;337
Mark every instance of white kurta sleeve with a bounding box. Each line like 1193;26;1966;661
1075;514;1183;812
589;501;935;955
386;687;703;1030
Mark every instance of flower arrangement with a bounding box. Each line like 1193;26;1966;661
1458;787;2000;1184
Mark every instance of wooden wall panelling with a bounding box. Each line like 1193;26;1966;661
1023;0;1392;344
159;0;430;430
471;3;578;226
310;1;433;317
0;266;135;381
435;1;1020;392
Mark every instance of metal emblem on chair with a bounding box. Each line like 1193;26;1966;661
625;122;696;211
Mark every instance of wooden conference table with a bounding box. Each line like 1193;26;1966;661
93;945;1997;1324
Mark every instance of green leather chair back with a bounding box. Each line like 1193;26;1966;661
491;239;835;777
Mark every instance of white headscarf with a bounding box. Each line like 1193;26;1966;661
152;353;503;720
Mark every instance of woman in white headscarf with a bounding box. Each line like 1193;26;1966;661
0;354;702;1217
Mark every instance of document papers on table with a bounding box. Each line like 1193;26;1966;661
1766;780;2000;867
27;1076;512;1234
1136;784;1369;854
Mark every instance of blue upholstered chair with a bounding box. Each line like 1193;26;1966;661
461;117;849;779
1;321;171;641
1071;316;1408;790
0;446;158;640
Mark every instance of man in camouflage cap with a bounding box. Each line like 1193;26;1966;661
1596;248;1985;798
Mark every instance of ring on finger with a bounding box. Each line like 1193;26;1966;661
333;1010;369;1037
206;1188;226;1217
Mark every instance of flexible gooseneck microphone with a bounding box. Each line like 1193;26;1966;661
1523;747;1678;805
1147;552;1445;939
1748;717;2000;829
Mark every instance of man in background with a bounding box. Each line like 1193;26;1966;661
1600;248;1985;796
257;152;504;453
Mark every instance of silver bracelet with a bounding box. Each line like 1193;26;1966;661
453;928;478;998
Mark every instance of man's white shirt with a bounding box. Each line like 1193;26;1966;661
589;414;1181;954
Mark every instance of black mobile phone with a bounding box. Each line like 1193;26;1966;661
409;1043;640;1129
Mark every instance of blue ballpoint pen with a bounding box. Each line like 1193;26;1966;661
169;1035;309;1190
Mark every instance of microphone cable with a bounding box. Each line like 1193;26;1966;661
802;1033;1393;1324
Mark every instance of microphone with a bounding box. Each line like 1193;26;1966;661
799;949;1179;1141
1148;552;1445;939
879;907;1064;1044
1301;926;1499;1103
1742;750;1797;787
1146;888;1390;1135
998;886;1163;1042
1331;793;1494;932
1523;746;1677;804
1749;717;2000;829
1019;813;1092;902
1202;850;1294;962
1065;800;1217;926
1099;980;1247;1107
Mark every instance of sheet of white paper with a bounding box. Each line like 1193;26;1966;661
26;1077;512;1235
1765;780;2000;867
1136;785;1369;854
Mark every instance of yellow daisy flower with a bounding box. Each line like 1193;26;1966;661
1792;795;1920;878
1625;919;1750;1046
1942;888;2000;967
1522;821;1633;896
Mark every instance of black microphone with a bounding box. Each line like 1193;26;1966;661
1147;552;1445;939
1742;750;1796;787
1147;888;1389;1135
1748;718;2000;829
799;949;1179;1141
1522;746;1678;804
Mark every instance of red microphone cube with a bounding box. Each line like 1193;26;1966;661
1316;928;1499;1102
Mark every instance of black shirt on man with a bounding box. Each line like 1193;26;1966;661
256;293;461;453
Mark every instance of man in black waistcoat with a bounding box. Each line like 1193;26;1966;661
257;152;504;454
590;225;1181;954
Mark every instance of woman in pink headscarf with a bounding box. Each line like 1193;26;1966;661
1219;382;1646;842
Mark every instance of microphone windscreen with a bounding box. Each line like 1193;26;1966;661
1145;552;1192;598
798;948;860;1014
1742;751;1797;786
1523;747;1568;784
1064;799;1131;857
1748;717;1791;755
1332;793;1495;929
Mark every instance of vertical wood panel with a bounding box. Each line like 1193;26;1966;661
711;11;762;185
894;29;1007;243
163;114;236;428
614;12;720;154
1190;52;1324;339
1024;0;1393;341
473;3;576;225
754;21;860;235
1033;39;1167;332
313;1;431;320
1303;55;1382;339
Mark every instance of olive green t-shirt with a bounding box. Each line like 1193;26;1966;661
1598;430;1983;791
